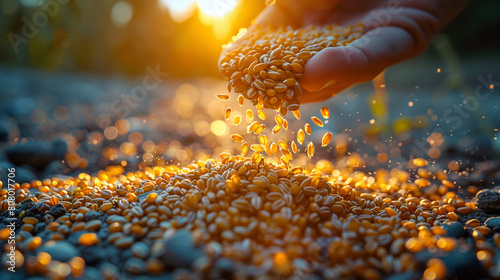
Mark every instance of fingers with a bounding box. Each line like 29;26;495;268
300;26;418;94
254;3;300;28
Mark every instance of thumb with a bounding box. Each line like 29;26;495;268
300;26;419;94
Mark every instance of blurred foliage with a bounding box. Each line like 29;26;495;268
0;0;498;78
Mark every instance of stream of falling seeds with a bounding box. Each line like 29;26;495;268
216;22;365;162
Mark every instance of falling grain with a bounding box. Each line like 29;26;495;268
278;140;288;151
254;124;265;134
257;110;266;120
321;132;333;147
275;115;284;125
272;125;282;134
258;134;269;146
233;115;242;125
216;94;230;101
241;142;249;156
305;123;311;135
311;117;323;127
291;141;298;153
321;107;330;119
297;129;305;145
270;142;278;155
231;134;244;142
306;142;315;158
246;109;254;120
251;144;265;153
292;110;301;120
247;121;260;133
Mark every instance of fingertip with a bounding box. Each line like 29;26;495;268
300;46;371;93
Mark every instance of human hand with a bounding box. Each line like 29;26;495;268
253;0;467;103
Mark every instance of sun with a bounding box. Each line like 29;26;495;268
196;0;238;18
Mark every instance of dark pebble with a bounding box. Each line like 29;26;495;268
211;258;235;279
0;161;35;186
42;161;67;180
79;244;119;266
476;188;500;214
386;271;420;280
0;121;10;142
162;230;205;269
6;141;54;170
124;257;147;274
442;221;465;238
33;222;46;235
14;166;37;184
416;249;487;280
38;241;79;262
51;138;68;159
81;267;102;280
440;249;487;280
484;217;500;228
48;204;66;218
84;211;101;222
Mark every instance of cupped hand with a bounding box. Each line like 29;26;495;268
253;0;467;103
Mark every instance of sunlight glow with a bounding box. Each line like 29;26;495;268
159;0;196;23
196;0;238;18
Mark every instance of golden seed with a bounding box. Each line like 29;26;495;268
292;110;301;120
282;119;288;130
216;94;230;101
436;238;456;251
306;142;315;158
280;156;289;165
254;124;265;134
297;129;305;145
231;134;244;142
311;117;323;127
258;134;269;146
456;206;473;215
466;219;480;227
246;109;254;120
270;142;278;155
282;149;293;160
415;179;431;188
321;107;330;119
251;152;260;161
233;115;241;125
251;144;265;153
79;233;98;246
442;180;455;188
321;132;332;147
248;121;260;133
291;141;298;153
474;226;491;236
241;142;249;156
413;158;429;167
305;123;311;135
225;107;231;120
272;125;282;134
384;207;397;217
257;110;266;120
278;140;288;151
275;115;284;125
238;95;244;106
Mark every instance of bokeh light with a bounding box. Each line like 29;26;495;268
159;0;196;23
197;0;238;18
111;1;133;27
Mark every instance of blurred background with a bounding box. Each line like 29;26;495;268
1;0;499;77
0;0;500;195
